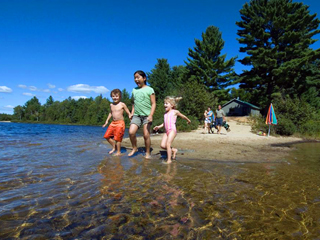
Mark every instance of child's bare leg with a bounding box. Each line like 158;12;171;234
143;123;152;159
128;124;138;156
160;134;168;150
166;131;177;163
114;141;122;156
172;148;178;159
107;138;116;154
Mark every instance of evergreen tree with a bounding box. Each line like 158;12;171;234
13;105;24;120
170;65;186;94
24;96;41;121
45;96;54;106
236;0;320;109
229;88;252;102
121;88;131;109
185;26;237;101
148;59;171;100
179;80;216;120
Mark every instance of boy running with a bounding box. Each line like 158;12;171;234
103;89;132;156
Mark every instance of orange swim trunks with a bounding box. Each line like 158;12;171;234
103;120;125;142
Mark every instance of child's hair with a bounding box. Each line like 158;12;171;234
164;96;182;109
110;89;122;98
134;70;147;83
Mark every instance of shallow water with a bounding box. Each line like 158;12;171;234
1;122;320;239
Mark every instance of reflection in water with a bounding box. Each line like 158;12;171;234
1;122;320;238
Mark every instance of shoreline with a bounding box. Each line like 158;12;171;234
120;119;304;163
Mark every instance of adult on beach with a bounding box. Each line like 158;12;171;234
215;105;226;134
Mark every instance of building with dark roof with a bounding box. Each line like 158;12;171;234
222;98;261;116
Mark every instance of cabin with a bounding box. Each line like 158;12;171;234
222;98;261;116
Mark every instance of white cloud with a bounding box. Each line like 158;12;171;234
23;92;35;96
18;84;27;89
43;89;51;93
0;86;13;93
47;83;56;89
71;96;88;100
67;84;109;94
58;88;64;91
5;105;14;109
29;86;38;91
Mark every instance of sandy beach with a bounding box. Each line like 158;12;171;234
120;117;303;162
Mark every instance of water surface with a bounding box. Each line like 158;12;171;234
1;122;320;239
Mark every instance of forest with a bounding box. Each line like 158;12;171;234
2;0;320;138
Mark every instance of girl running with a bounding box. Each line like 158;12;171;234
153;96;191;163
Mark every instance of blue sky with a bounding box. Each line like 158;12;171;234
1;0;320;114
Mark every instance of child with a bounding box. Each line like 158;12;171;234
153;96;191;164
203;109;208;129
206;107;214;134
128;70;156;158
103;89;131;156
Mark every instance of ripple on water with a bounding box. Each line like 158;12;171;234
1;123;320;238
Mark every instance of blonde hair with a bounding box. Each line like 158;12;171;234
164;96;182;109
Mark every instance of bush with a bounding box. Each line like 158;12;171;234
299;120;320;138
275;116;296;136
176;116;199;132
249;114;269;133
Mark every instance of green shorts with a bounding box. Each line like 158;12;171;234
130;115;150;128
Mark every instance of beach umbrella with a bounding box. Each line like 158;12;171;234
265;103;277;136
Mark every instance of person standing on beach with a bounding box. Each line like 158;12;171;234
203;109;208;130
216;105;226;134
206;107;214;134
128;70;156;158
103;89;132;156
153;96;191;164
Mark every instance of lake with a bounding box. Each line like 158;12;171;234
1;122;320;239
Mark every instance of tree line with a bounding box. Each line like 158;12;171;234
6;0;320;137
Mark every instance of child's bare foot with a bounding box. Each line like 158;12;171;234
109;149;116;154
172;148;178;160
114;152;122;156
128;148;138;156
144;153;151;159
166;160;172;164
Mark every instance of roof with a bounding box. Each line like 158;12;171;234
222;98;261;110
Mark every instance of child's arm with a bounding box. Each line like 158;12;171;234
176;111;191;124
131;104;135;118
102;113;112;128
147;94;156;122
153;123;164;131
122;103;132;119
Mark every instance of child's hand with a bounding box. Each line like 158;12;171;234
153;126;159;131
102;123;107;128
187;120;191;124
147;115;153;123
129;114;133;119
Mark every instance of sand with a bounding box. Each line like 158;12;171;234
120;117;303;162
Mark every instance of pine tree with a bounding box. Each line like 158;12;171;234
185;26;237;101
236;0;320;108
147;59;172;100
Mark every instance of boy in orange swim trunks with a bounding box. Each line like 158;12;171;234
103;89;132;156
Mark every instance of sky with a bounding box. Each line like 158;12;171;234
1;0;320;114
